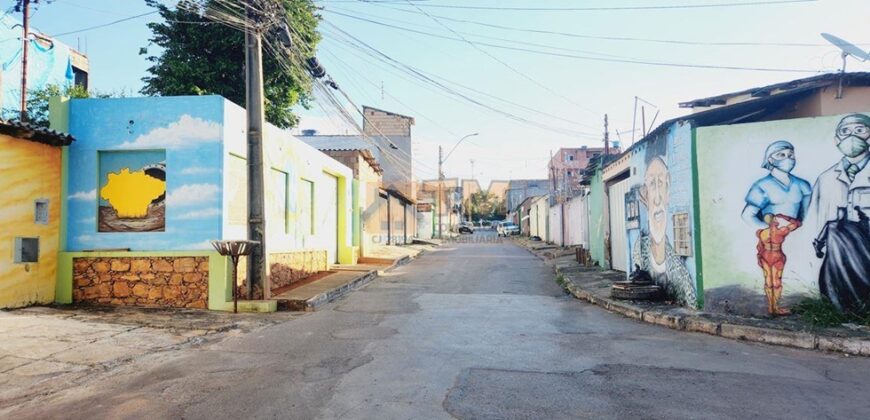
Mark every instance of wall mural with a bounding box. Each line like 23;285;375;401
98;151;166;232
698;112;870;315
627;122;698;307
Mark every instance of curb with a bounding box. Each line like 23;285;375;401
547;255;870;357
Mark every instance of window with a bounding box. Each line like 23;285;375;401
672;213;693;256
14;237;39;263
566;171;572;176
300;179;315;235
34;199;49;224
566;155;575;162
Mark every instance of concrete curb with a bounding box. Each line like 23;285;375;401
540;245;870;357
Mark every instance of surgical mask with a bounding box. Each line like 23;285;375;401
771;158;795;172
837;135;869;158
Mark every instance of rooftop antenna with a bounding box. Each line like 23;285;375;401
821;33;870;99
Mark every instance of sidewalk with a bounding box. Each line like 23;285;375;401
273;243;433;311
0;306;296;410
514;237;870;357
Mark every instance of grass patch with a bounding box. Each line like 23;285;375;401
555;275;566;286
792;298;870;328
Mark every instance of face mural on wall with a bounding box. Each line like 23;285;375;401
741;141;812;315
808;113;870;312
98;150;167;232
630;134;696;307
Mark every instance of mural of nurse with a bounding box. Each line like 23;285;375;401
741;141;811;315
809;113;870;311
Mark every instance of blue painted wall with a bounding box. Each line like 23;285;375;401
1;14;75;117
67;96;225;251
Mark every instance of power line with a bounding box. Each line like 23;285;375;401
346;0;818;11
349;2;858;48
49;10;158;37
324;10;817;73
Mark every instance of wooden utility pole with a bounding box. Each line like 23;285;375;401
468;159;475;223
20;0;30;121
604;114;610;155
245;0;268;300
438;145;444;239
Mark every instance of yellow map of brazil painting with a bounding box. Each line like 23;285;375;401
98;151;166;232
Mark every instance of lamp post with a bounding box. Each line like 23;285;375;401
439;132;478;238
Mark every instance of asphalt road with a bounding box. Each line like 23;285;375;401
9;231;870;419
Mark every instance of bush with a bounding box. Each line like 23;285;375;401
792;298;870;328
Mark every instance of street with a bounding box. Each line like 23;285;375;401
6;232;870;419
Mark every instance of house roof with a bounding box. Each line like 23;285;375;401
363;105;416;124
679;72;870;109
318;147;383;174
0;120;74;146
382;187;416;204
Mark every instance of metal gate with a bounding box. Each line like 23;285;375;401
608;178;630;272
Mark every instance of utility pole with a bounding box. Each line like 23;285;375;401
468;159;475;223
245;0;268;300
19;0;30;122
438;145;444;239
604;114;610;156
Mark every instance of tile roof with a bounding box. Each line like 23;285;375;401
0;120;74;146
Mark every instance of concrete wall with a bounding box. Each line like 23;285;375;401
587;167;607;266
696;111;870;315
0;134;62;308
529;196;549;242
625;122;699;308
549;205;562;246
564;195;588;248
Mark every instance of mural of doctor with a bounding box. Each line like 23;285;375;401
631;156;696;307
741;141;811;315
809;113;870;311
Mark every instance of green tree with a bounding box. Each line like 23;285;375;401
2;84;98;128
140;0;320;128
470;191;506;220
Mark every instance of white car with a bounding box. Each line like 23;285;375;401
497;222;519;237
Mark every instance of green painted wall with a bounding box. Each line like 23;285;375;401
352;179;361;247
587;166;607;266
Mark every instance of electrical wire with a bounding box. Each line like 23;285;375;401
346;0;818;12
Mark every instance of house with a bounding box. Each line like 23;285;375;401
0;120;74;308
418;177;461;235
1;14;88;116
528;195;549;242
513;195;537;236
54;95;355;311
602;72;870;313
548;146;616;202
505;179;549;213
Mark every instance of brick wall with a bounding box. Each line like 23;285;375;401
72;256;209;308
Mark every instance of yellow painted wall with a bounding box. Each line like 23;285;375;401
0;134;62;308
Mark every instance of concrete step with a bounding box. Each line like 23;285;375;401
272;270;378;312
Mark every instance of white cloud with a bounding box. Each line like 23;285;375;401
167;183;219;207
119;115;221;149
181;166;219;175
69;189;96;201
76;235;97;243
177;207;221;220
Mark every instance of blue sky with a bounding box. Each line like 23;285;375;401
24;0;870;187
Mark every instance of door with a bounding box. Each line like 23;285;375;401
322;174;339;264
608;178;630;272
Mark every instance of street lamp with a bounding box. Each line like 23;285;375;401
439;132;478;239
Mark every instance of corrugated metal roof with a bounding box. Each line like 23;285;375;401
679;72;870;108
0;120;74;146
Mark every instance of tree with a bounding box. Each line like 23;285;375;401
470;191;506;221
140;0;320;128
2;84;94;128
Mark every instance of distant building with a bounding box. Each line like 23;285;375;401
548;146;617;202
1;15;89;117
486;179;509;203
506;179;549;212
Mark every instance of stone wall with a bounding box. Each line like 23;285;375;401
72;256;209;308
269;250;329;292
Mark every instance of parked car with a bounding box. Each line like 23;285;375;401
497;221;519;237
458;222;474;234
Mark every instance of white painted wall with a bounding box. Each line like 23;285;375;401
549;204;562;246
608;179;630;272
529;196;549;242
564;195;588;248
221;100;353;256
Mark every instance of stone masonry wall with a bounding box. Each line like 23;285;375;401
269;250;329;292
72;256;209;309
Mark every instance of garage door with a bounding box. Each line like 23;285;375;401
321;173;339;264
608;178;630;272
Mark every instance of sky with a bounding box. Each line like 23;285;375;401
21;0;870;189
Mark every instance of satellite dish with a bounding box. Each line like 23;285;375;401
821;33;868;99
821;33;870;62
